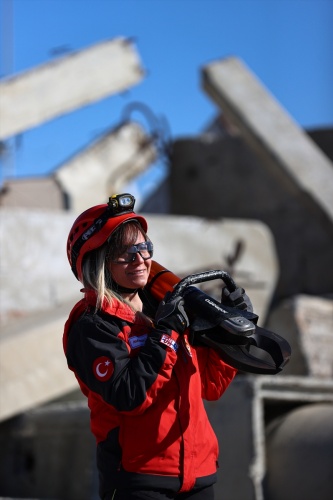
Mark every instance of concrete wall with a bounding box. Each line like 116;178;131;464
0;176;65;210
169;134;333;302
202;57;333;225
0;401;97;500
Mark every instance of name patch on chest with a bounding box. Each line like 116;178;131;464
160;334;179;352
129;334;148;349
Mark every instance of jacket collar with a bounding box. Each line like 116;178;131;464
83;289;147;325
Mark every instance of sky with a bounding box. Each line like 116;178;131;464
0;0;332;197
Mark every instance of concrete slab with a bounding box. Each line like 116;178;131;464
0;301;78;421
202;57;333;223
55;122;157;214
0;38;144;139
266;295;333;378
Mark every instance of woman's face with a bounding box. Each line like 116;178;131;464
108;231;152;290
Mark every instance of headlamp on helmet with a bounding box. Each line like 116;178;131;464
108;193;135;215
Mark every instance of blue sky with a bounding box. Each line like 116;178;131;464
0;0;332;189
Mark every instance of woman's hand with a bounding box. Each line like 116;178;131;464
155;293;189;334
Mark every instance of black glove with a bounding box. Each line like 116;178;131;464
221;286;253;312
155;293;189;335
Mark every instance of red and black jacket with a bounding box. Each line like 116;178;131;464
63;289;237;497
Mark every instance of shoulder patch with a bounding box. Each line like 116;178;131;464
93;356;114;381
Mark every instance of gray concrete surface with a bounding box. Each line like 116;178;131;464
206;375;333;500
202;56;333;224
55;122;157;214
0;38;143;140
266;295;333;378
169;133;333;301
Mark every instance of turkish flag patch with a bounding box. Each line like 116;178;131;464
93;356;114;382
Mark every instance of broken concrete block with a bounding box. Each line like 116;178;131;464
266;295;333;378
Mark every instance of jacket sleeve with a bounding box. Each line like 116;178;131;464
65;312;179;415
195;345;237;401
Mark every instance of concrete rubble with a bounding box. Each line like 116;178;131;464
0;38;144;140
0;40;332;500
266;295;333;379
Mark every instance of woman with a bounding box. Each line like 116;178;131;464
64;193;246;500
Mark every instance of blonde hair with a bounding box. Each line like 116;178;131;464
81;221;148;311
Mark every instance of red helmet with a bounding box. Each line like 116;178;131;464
67;194;148;281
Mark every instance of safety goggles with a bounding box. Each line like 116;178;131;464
113;241;154;263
